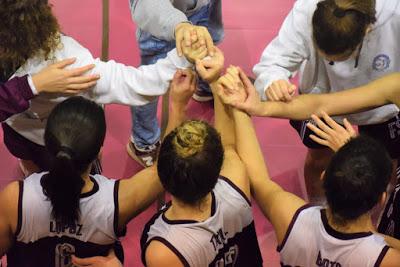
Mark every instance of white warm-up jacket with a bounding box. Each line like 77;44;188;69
6;35;192;145
254;0;400;125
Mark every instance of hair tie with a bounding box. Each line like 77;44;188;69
333;8;346;18
57;146;75;159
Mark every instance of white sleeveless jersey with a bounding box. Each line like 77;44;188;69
141;177;263;267
279;206;390;267
7;172;124;267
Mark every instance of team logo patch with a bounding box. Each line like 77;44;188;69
373;54;390;71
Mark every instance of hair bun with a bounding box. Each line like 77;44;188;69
333;8;346;18
173;121;207;158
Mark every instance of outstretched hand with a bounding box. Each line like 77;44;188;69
307;111;357;152
195;47;224;83
182;32;208;64
32;58;100;94
175;23;215;57
215;66;246;104
169;69;197;108
216;66;265;116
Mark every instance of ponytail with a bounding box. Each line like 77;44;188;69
41;146;84;226
42;96;106;226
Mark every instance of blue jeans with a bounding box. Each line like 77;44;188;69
130;3;224;148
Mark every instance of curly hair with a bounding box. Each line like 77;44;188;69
0;0;61;78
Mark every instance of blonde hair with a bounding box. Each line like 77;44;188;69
172;121;208;158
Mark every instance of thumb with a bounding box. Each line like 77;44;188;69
195;59;208;77
289;84;296;94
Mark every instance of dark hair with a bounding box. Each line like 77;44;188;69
41;96;106;225
157;120;224;205
323;135;392;223
312;0;376;56
0;0;60;77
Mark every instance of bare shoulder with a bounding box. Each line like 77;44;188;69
145;240;184;267
380;247;400;267
0;181;20;207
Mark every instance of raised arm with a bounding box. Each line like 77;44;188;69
253;0;312;101
117;70;196;229
226;71;399;119
230;68;306;245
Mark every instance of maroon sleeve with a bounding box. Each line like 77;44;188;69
0;75;35;122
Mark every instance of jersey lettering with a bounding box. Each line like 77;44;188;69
214;245;239;267
50;221;83;236
210;228;228;251
316;251;342;267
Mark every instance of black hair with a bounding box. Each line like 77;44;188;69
41;96;106;225
157;120;224;205
312;0;376;56
324;135;392;223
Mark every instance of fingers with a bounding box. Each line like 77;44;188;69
53;58;76;68
306;122;330;140
71;255;100;266
65;75;100;85
310;114;335;135
309;134;329;147
195;59;208;78
183;28;192;52
66;81;98;91
69;64;97;76
319;111;342;131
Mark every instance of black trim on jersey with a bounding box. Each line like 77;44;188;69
146;237;190;267
161;192;216;225
113;180;126;237
80;176;99;198
15;181;24;237
141;205;167;265
219;176;251;206
374;246;389;267
321;209;373;240
277;204;312;252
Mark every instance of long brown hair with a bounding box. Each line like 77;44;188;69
0;0;61;78
312;0;376;56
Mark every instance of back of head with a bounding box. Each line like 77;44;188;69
157;120;224;205
0;0;60;77
42;96;106;226
312;0;376;57
324;135;392;223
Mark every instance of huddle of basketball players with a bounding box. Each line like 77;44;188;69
1;0;400;266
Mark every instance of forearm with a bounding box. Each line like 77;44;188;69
211;82;235;147
264;77;395;120
165;103;187;137
0;75;35;122
119;167;163;224
130;0;188;41
92;50;192;106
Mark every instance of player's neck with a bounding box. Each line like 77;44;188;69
166;193;213;222
80;165;93;194
326;208;375;234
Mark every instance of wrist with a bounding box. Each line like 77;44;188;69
30;74;43;94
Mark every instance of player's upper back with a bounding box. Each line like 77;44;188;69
280;206;389;267
141;177;263;267
7;172;123;267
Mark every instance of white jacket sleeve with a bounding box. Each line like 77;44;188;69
67;40;192;106
253;0;315;100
